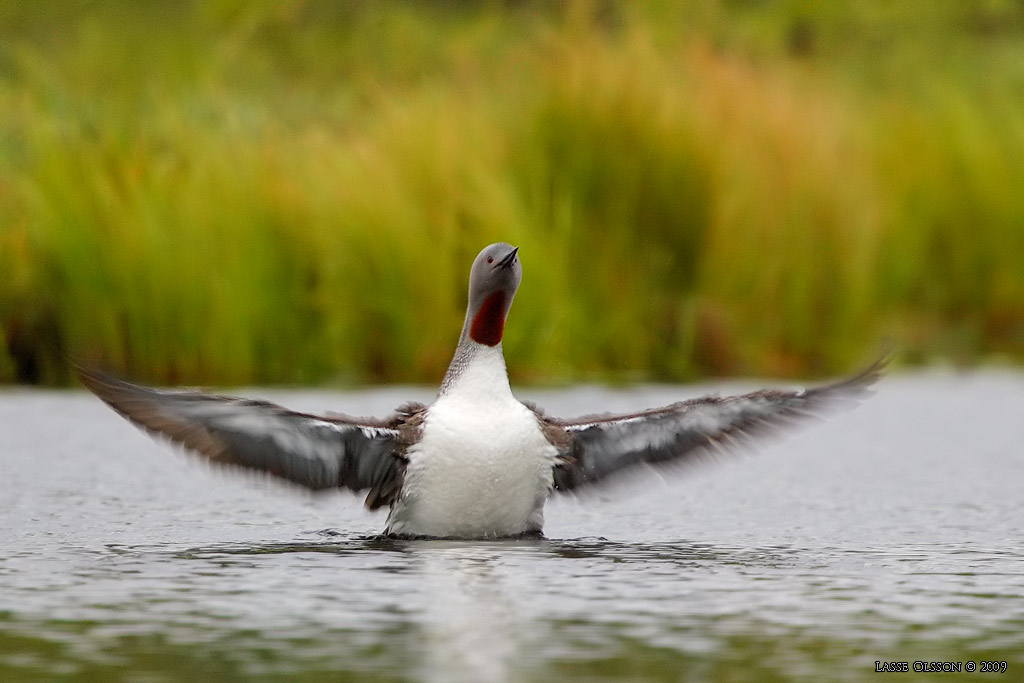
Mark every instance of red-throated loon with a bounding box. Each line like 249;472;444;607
77;242;885;539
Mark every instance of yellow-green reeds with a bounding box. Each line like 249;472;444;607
2;1;1023;385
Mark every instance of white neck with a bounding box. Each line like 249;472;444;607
438;342;513;402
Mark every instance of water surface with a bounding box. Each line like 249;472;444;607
2;372;1022;681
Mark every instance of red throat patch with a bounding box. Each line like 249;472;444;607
469;291;507;346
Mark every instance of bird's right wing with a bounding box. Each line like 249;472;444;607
77;367;419;509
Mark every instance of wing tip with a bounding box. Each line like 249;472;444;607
73;362;112;387
828;345;892;395
73;361;126;403
73;362;160;411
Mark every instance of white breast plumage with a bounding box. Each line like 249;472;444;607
385;346;557;538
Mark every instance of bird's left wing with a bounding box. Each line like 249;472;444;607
77;367;415;508
539;357;886;493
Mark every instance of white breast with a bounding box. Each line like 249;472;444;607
386;346;557;538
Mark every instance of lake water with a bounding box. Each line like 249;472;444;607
1;371;1022;682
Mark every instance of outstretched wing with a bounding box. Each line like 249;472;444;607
76;367;412;508
544;356;887;493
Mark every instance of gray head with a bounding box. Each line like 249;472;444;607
463;242;521;346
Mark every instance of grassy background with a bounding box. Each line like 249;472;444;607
2;0;1023;386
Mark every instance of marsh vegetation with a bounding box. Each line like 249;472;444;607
2;1;1022;385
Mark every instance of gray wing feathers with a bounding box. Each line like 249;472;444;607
549;355;886;492
77;367;407;505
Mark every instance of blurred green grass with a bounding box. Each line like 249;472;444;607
2;0;1023;385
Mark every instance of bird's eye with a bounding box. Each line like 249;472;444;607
487;257;493;264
